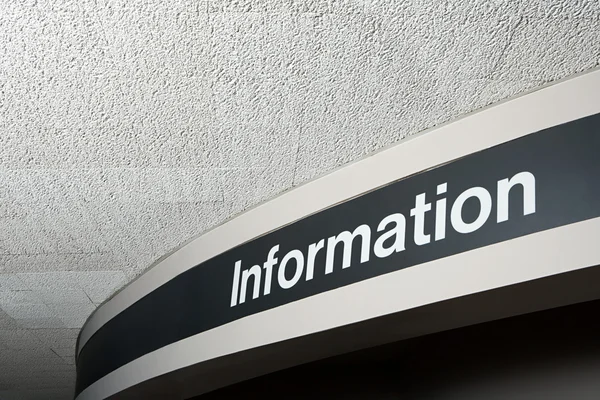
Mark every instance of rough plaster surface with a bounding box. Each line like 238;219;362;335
0;0;599;398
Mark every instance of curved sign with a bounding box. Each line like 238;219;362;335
76;69;600;399
77;111;600;396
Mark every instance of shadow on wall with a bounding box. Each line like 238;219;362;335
198;299;600;400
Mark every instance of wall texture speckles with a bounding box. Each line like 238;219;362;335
0;0;599;398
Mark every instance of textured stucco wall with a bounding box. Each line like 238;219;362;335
0;0;599;399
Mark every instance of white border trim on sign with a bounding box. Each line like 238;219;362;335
78;68;600;355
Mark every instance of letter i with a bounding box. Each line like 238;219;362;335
435;183;447;241
230;261;241;307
